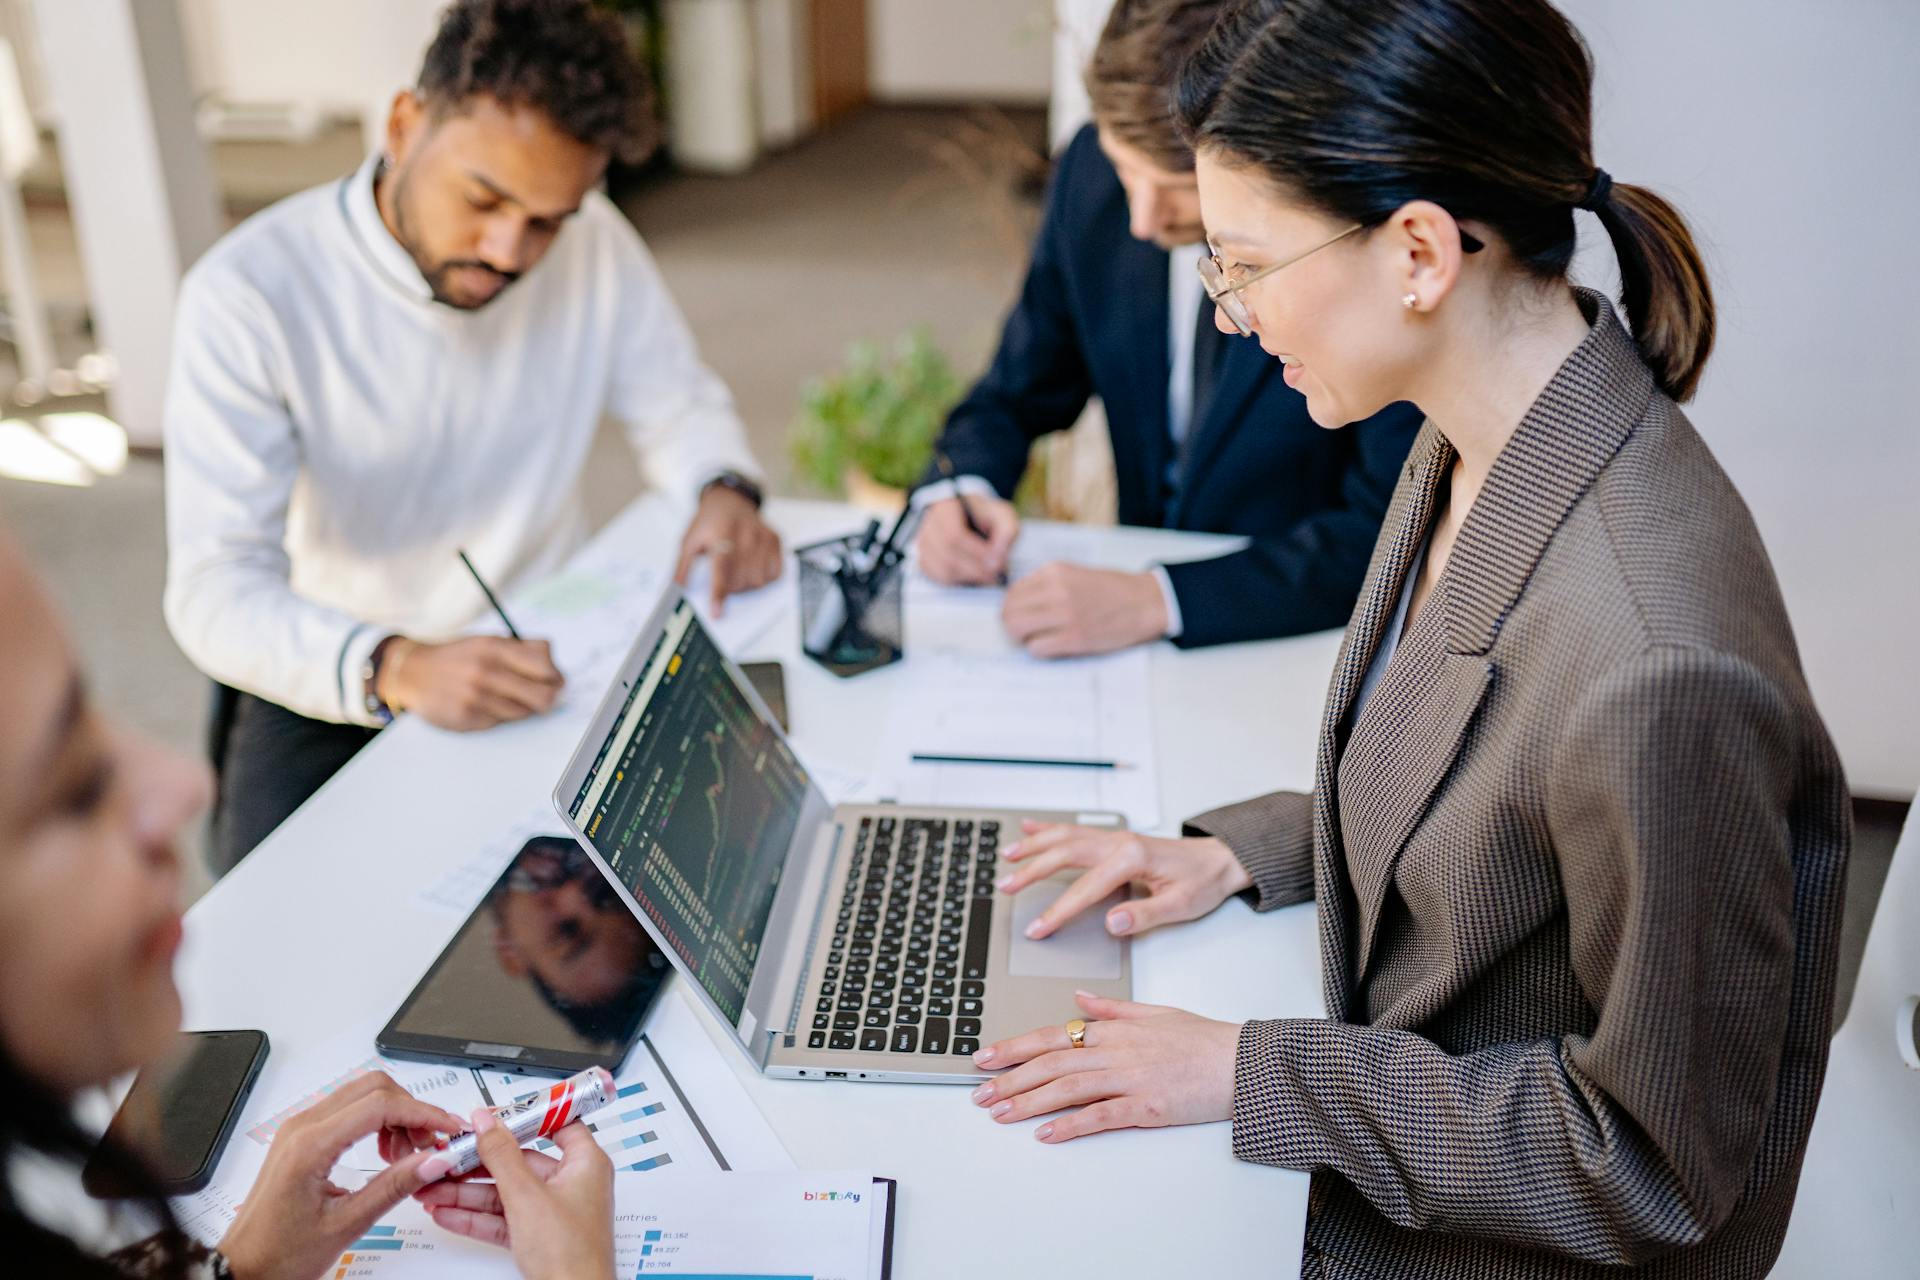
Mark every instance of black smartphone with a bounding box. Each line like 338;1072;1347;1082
83;1029;269;1197
740;660;789;731
378;835;669;1075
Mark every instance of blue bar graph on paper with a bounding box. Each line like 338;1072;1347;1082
645;1230;662;1242
360;1226;397;1237
617;1082;649;1099
622;1152;674;1172
617;1130;660;1149
349;1238;404;1252
590;1107;663;1133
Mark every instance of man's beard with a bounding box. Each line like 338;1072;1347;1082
389;163;521;310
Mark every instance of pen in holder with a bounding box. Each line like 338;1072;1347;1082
797;529;907;677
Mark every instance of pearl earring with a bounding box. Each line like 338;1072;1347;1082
1402;292;1419;310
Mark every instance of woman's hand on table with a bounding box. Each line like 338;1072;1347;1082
970;991;1241;1142
999;822;1252;939
411;1107;614;1280
218;1073;467;1280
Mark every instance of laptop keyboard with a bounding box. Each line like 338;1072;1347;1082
806;815;997;1058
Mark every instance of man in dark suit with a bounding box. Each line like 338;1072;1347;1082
918;0;1421;656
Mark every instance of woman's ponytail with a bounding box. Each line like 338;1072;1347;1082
1594;182;1717;402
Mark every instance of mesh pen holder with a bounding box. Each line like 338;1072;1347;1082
796;533;905;677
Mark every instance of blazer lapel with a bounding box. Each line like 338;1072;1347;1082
1439;291;1655;655
1308;423;1447;1018
1320;425;1449;743
1340;638;1495;978
1336;290;1655;982
1167;332;1269;528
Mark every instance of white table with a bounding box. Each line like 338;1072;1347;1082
177;498;1337;1278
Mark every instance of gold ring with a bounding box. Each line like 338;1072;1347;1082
1066;1018;1087;1049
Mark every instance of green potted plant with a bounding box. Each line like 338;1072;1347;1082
791;329;1051;512
790;330;961;510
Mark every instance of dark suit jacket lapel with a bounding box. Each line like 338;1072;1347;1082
1335;291;1656;984
1309;423;1447;1019
1117;240;1174;525
1167;333;1270;529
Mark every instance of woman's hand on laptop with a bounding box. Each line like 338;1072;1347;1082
967;991;1240;1143
379;636;565;731
998;822;1252;939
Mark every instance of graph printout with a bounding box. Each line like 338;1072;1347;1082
175;988;795;1278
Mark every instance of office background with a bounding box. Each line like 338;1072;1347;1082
0;0;1910;997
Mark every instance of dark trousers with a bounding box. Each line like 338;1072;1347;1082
207;685;380;877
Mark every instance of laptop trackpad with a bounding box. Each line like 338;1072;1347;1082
1009;881;1124;980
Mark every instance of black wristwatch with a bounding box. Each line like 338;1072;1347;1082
361;635;402;725
703;470;764;509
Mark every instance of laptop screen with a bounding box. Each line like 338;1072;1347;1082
565;599;811;1024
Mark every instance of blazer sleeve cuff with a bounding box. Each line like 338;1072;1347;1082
1231;1018;1318;1168
1183;790;1316;911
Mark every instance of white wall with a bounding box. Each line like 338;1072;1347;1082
1556;0;1919;796
868;0;1051;103
1050;0;1920;796
1049;0;1107;148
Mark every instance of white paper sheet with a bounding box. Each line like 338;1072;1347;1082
410;803;557;917
876;645;1159;830
186;1171;876;1280
610;1169;878;1279
506;547;794;717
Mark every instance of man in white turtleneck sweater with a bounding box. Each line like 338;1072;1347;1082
162;0;781;873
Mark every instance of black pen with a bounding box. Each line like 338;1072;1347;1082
457;549;522;640
870;493;923;574
911;752;1128;770
934;449;1008;586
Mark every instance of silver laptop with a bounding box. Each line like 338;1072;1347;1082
552;587;1131;1084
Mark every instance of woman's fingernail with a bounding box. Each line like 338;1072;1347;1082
416;1154;453;1184
996;875;1014;892
1036;1124;1055;1141
1005;842;1022;857
472;1108;496;1133
973;1047;996;1066
1106;909;1132;934
1024;920;1045;940
1075;989;1097;1001
990;1101;1012;1119
970;1084;994;1104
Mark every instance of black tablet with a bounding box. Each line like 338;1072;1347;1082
378;835;669;1075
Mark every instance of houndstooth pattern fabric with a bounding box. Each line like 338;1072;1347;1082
1186;292;1850;1278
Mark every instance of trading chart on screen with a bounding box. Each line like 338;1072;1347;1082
570;602;809;1022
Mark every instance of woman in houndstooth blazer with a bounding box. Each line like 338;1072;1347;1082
969;1;1850;1275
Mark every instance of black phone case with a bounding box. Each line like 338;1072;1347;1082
83;1030;270;1198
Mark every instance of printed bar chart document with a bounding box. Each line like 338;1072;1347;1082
174;984;794;1266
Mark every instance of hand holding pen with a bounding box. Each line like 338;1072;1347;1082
916;451;1019;587
368;552;565;732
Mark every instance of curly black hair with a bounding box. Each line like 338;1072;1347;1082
417;0;658;164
